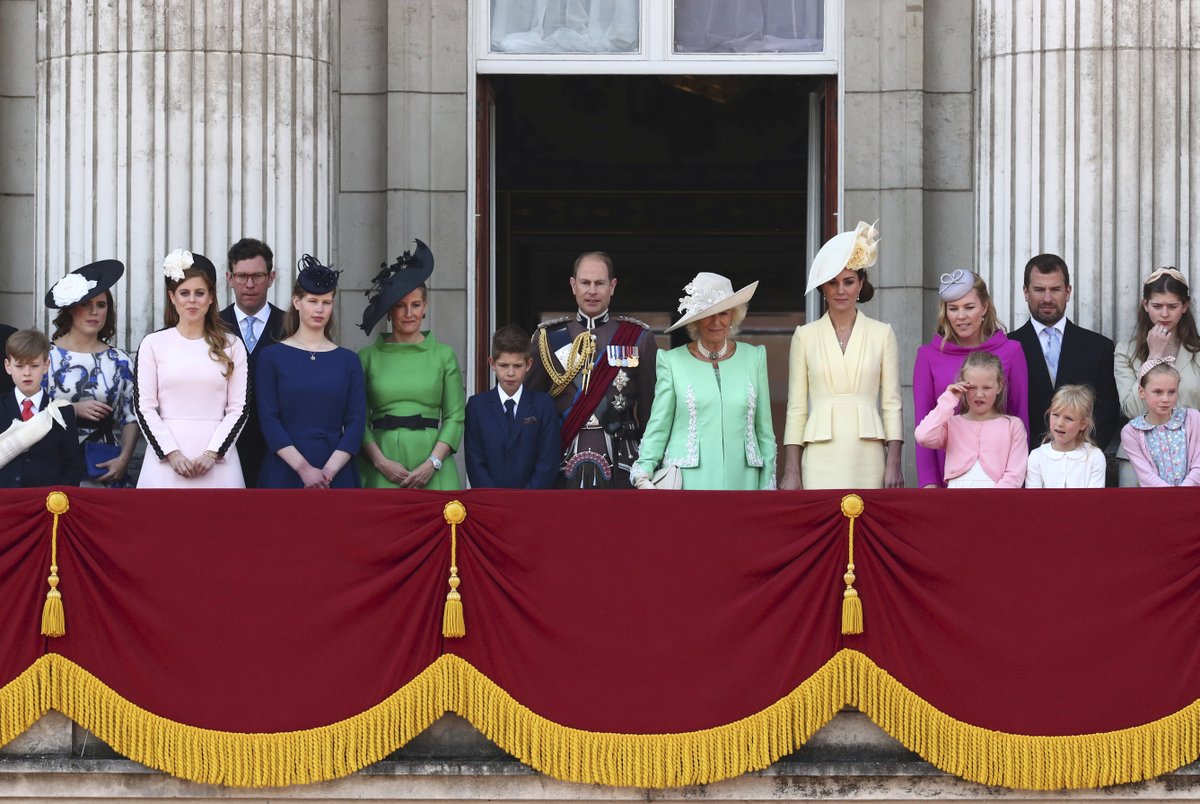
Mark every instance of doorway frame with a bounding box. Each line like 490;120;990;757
465;3;844;390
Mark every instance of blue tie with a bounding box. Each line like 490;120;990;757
504;398;516;426
1042;327;1060;384
243;316;259;352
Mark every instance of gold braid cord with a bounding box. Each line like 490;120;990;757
537;328;596;397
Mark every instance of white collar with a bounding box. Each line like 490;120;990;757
1031;317;1067;338
498;385;523;408
234;305;271;326
15;388;44;410
1039;442;1090;461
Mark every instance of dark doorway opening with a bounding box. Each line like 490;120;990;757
484;73;835;440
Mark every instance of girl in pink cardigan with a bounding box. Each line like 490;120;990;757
915;352;1028;488
1120;358;1200;487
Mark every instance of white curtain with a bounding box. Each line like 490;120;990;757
491;0;640;53
674;0;824;53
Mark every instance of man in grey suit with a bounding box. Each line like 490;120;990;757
219;238;286;487
1010;254;1121;453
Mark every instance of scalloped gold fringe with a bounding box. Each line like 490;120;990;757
1;651;1199;790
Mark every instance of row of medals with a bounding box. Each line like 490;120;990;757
606;345;639;368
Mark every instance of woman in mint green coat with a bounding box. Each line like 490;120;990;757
631;273;776;491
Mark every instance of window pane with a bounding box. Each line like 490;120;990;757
491;0;640;53
674;0;824;53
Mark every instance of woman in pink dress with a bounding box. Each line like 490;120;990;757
135;249;249;488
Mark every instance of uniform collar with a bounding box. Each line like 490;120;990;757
576;309;610;330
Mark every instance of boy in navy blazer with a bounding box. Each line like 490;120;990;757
0;329;83;488
465;326;559;489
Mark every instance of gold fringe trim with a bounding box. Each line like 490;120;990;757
443;653;847;788
0;656;53;749
844;649;1200;790
45;654;447;787
2;651;1200;789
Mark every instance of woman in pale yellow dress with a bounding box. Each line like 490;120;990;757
779;222;904;490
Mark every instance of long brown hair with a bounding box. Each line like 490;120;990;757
935;274;1002;349
1133;270;1200;362
51;289;117;344
280;288;337;341
165;267;235;378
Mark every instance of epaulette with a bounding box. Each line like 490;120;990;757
536;315;572;329
617;315;651;330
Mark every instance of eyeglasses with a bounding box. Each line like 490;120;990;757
230;272;271;286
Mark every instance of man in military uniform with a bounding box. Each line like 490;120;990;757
527;252;658;489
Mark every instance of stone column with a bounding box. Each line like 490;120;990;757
977;0;1199;339
35;0;334;347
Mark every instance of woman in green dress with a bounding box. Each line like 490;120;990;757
357;241;465;489
631;273;776;490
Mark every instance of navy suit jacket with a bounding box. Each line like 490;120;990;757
464;387;559;489
1011;319;1121;450
219;303;285;488
0;394;83;488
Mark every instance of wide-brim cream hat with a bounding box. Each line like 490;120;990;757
804;220;880;295
665;272;759;333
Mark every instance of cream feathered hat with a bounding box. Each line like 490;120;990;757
665;272;759;333
804;221;881;295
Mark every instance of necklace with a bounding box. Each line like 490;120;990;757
292;338;326;361
699;339;729;361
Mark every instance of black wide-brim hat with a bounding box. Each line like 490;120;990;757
45;259;125;309
359;239;435;334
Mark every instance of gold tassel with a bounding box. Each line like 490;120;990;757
41;491;70;637
839;494;864;635
442;500;467;638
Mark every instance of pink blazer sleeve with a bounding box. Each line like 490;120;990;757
1121;424;1170;487
204;337;249;458
912;346;942;486
996;416;1029;488
1182;409;1200;487
134;334;180;460
915;388;958;449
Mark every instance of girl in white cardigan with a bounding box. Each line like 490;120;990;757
1025;385;1107;488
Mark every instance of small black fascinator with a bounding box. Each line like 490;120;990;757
296;255;342;295
358;239;435;334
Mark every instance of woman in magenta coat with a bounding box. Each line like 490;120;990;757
912;270;1029;488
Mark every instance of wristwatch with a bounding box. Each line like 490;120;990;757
428;454;443;472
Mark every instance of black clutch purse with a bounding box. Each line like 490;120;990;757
83;442;121;479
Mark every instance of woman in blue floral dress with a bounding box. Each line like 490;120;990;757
44;261;139;486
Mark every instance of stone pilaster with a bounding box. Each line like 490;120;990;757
35;0;334;348
977;0;1199;338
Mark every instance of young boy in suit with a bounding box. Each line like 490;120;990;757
0;329;83;487
465;325;559;489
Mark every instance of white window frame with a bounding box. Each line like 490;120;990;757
474;0;841;74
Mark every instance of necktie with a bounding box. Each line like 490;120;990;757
20;399;33;421
1043;327;1061;384
243;316;259;352
504;398;517;432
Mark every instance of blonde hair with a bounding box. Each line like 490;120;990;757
685;303;748;342
1043;384;1096;448
936;275;1002;349
954;351;1006;414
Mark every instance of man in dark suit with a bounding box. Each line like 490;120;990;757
0;329;83;487
464;326;559;489
1010;254;1121;451
219;238;286;487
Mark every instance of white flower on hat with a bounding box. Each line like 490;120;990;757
162;249;193;282
677;279;731;318
51;274;97;308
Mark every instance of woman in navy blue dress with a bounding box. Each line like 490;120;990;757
256;256;366;488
